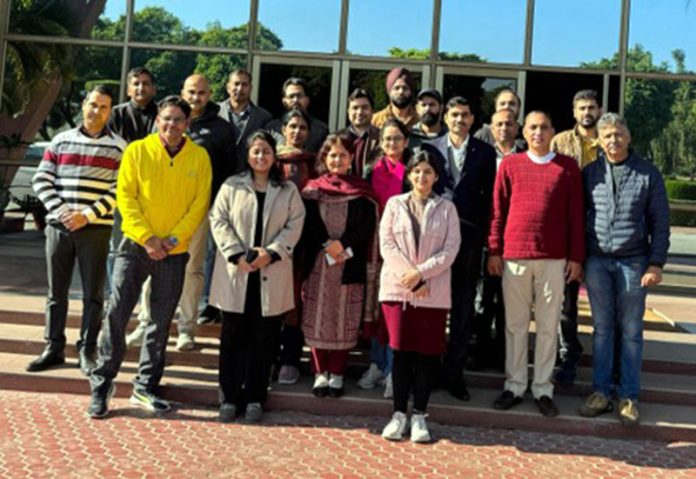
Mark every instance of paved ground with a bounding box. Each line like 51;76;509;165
0;390;694;479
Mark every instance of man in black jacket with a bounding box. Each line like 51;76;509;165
218;68;272;173
424;96;497;402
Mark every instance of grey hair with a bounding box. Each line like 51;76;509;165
597;112;630;133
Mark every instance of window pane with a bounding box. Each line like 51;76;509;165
525;71;606;132
439;0;525;64
624;78;696;177
2;44;122;139
348;68;422;113
532;0;621;68
132;0;251;48
9;0;127;40
347;0;433;57
257;0;340;53
130;49;246;102
257;64;333;123
442;75;517;132
629;1;696;74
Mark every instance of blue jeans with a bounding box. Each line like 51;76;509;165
585;255;648;400
369;337;393;375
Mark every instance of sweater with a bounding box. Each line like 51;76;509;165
488;152;585;263
33;127;127;226
583;154;670;266
117;133;212;255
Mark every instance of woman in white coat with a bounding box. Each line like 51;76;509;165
378;150;461;443
209;130;305;423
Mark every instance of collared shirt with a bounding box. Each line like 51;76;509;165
230;103;251;133
527;151;556;165
581;134;600;168
447;134;469;184
495;143;519;171
159;134;187;159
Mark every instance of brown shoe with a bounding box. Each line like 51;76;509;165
578;392;613;418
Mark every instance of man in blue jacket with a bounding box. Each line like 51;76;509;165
578;113;670;426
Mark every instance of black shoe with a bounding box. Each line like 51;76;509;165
535;395;559;417
197;305;222;325
493;390;523;410
26;346;65;372
88;383;116;419
78;348;97;376
313;386;329;398
447;375;471;401
328;386;344;398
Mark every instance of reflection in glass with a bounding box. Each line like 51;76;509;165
442;75;516;132
439;0;525;64
2;44;121;140
525;71;605;132
9;0;126;39
629;1;696;74
348;69;422;112
347;0;433;57
624;78;696;178
132;0;251;47
257;0;340;52
257;64;332;123
130;50;245;102
533;0;620;68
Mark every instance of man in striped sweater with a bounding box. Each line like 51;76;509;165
487;111;585;417
28;85;127;375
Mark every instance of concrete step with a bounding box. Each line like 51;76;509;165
1;352;694;443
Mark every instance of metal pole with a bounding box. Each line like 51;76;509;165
430;0;442;88
118;0;135;104
0;0;11;112
618;0;631;115
523;0;535;66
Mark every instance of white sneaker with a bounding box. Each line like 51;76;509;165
410;413;431;443
126;323;147;348
328;374;344;389
381;411;408;441
176;332;195;351
357;363;384;389
278;365;300;385
383;373;393;398
313;373;329;388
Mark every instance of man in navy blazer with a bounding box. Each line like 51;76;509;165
423;96;497;401
218;68;273;174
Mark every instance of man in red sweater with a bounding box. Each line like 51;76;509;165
487;111;585;417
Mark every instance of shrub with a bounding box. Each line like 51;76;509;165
665;180;696;201
670;209;696;227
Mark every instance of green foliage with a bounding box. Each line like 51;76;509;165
666;180;696;200
670;209;696;227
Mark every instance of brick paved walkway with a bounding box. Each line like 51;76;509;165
0;390;695;479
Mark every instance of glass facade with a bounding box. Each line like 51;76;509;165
2;0;696;172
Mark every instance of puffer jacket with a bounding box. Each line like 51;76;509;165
378;192;461;308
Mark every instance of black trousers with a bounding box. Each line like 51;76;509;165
393;350;440;413
219;274;282;405
474;251;506;364
444;247;482;378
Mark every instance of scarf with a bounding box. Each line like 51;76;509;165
370;156;406;213
277;145;316;190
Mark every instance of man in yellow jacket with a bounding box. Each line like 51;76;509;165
88;95;212;418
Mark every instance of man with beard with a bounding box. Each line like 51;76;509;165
410;88;445;148
424;97;497;401
551;89;602;386
218;68;272;173
372;67;419;130
266;77;328;153
126;75;236;351
337;88;381;178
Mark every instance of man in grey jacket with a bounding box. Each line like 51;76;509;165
578;113;670;427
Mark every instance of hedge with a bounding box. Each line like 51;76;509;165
670;209;696;227
665;179;696;201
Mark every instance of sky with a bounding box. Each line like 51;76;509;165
103;0;696;72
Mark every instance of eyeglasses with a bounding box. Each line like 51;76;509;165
159;115;186;124
383;136;405;143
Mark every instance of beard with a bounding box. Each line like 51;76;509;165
420;112;439;127
580;115;598;128
391;95;412;109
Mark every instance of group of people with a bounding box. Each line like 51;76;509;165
27;65;670;443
